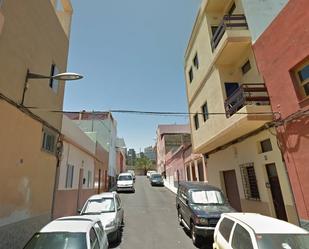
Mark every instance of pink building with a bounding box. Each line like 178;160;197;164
156;125;207;192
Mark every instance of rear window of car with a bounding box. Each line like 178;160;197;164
118;175;132;180
219;218;235;242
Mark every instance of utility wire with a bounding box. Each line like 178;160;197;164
24;106;278;117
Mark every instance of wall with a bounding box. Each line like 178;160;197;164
253;0;309;223
0;0;70;130
0;101;57;249
241;0;288;43
206;128;298;224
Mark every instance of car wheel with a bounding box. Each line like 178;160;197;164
178;210;183;226
132;188;135;193
191;222;203;247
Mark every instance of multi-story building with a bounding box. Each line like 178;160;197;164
252;0;309;227
156;124;191;176
66;112;118;188
184;0;298;224
53;115;108;219
127;148;136;166
0;1;73;248
144;146;157;162
116;137;127;175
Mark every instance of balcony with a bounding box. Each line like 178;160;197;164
192;84;273;154
211;15;251;65
225;84;270;118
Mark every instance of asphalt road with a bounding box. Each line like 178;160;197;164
111;176;212;249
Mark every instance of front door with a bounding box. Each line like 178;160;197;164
266;163;288;221
223;170;242;211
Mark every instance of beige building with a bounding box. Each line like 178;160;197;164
0;0;73;248
184;0;298;224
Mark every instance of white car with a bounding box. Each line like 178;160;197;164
146;170;157;178
23;216;108;249
213;213;309;249
117;173;135;192
127;170;136;180
80;192;124;243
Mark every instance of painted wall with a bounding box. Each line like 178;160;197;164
206;129;298;224
253;0;309;223
0;101;57;248
0;0;71;130
241;0;288;43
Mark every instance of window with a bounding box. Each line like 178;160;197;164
49;64;59;93
240;163;260;200
295;63;309;97
218;218;235;242
87;170;92;188
193;113;199;130
260;139;272;153
42;130;56;153
231;224;254;249
241;60;251;75
89;228;100;249
193;53;199;69
211;26;218;36
225;82;239;98
202;102;209;121
65;164;74;188
188;67;193;83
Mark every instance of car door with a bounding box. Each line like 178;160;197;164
115;195;123;229
90;227;100;249
216;217;235;249
94;222;108;249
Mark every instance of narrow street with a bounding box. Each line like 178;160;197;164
112;176;212;249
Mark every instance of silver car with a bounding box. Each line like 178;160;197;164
80;192;124;243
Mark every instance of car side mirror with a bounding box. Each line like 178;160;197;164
77;208;82;214
117;206;121;211
185;199;189;205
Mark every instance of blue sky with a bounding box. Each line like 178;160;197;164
64;0;202;151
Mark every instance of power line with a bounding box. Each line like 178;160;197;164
24;106;278;117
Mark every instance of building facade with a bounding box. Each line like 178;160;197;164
253;0;309;227
156;124;191;176
0;1;73;248
66;112;118;188
184;0;298;224
144;146;157;162
53;116;109;219
116;137;127;175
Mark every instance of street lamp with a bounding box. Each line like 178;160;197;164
21;70;83;106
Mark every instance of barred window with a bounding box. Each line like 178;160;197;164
42;130;56;153
65;164;74;188
239;163;260;200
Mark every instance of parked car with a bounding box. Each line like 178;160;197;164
23;216;108;249
117;172;135;192
150;173;164;186
127;170;136;181
79;192;124;243
176;181;235;246
146;170;157;178
213;213;309;249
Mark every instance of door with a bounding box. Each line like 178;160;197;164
225;82;239;98
191;165;197;181
77;168;84;211
223;170;242;211
266;163;288;221
98;169;101;194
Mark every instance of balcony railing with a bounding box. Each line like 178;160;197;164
211;14;248;51
224;84;270;118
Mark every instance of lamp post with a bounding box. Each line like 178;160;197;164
21;69;83;106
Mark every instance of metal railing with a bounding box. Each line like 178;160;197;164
211;14;248;51
224;83;270;118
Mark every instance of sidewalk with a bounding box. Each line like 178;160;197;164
163;179;178;194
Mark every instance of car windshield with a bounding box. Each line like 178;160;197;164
118;175;132;181
82;198;115;214
190;190;225;205
24;232;86;249
151;174;162;179
256;234;309;249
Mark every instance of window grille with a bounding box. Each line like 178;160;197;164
239;162;260;200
